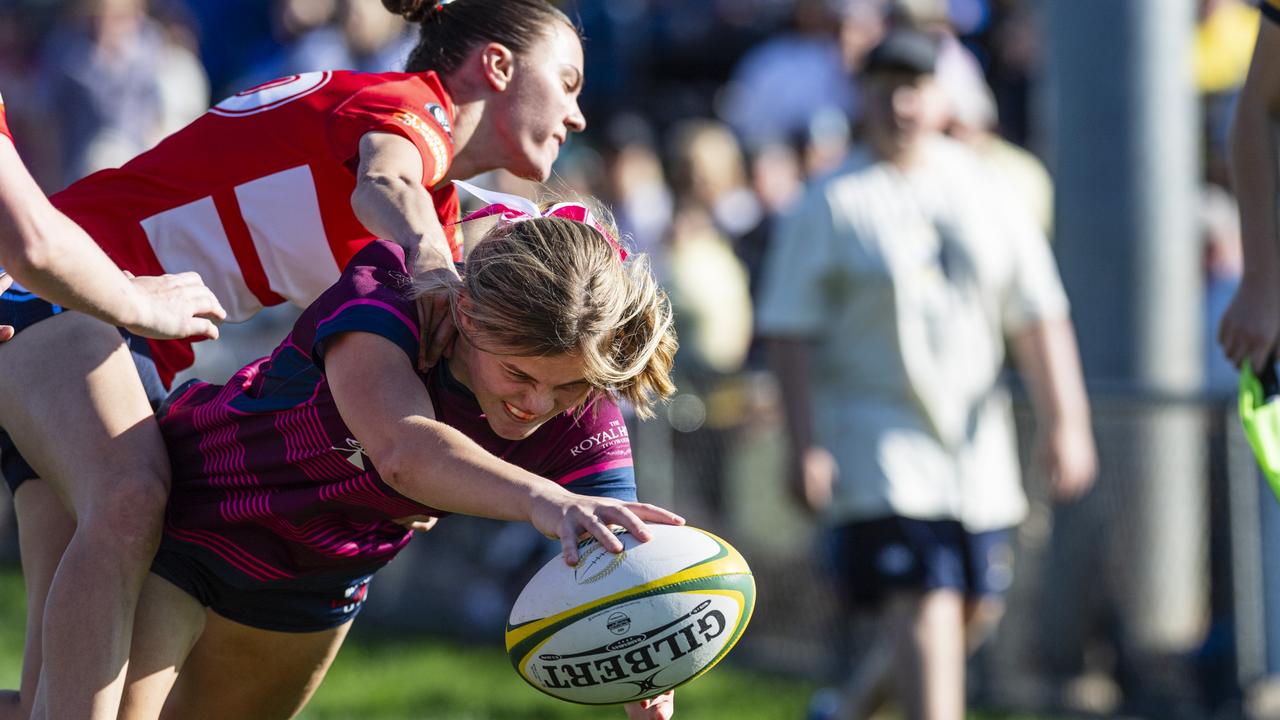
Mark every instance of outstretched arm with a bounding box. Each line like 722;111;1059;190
1219;18;1280;371
324;330;684;564
0;136;225;339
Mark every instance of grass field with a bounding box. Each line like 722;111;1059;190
0;569;817;720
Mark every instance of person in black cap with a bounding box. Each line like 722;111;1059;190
758;25;1095;720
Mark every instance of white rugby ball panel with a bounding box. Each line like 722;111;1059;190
508;525;727;626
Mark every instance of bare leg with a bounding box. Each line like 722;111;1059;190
0;480;74;720
0;312;171;720
830;611;893;720
884;590;966;720
117;575;206;720
157;614;352;720
962;597;1005;653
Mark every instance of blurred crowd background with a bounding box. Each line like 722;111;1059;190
0;0;1270;717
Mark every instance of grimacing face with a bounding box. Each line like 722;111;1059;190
496;20;587;181
448;328;593;441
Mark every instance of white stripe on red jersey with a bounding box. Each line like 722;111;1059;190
50;70;461;385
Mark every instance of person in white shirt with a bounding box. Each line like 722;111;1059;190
757;28;1096;720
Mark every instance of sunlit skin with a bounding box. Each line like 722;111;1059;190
446;317;593;441
493;20;587;181
861;70;950;167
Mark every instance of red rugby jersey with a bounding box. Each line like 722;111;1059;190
0;91;10;141
51;70;462;385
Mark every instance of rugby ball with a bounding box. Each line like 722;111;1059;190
505;525;755;705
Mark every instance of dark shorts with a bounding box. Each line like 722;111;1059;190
829;516;1014;609
151;536;373;633
0;290;168;494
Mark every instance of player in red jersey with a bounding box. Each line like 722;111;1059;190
0;2;592;719
0;93;225;342
118;206;679;719
1219;0;1280;369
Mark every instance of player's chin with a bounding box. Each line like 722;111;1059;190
515;146;559;181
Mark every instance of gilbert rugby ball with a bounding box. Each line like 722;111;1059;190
505;524;755;705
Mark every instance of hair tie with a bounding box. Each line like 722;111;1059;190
432;0;457;10
453;180;629;261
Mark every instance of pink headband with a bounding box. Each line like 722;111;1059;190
453;180;628;261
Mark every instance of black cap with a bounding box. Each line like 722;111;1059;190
863;28;940;77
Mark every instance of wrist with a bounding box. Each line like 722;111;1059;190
117;282;150;330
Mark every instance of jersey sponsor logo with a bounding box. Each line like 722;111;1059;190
393;110;451;185
535;600;727;692
425;103;452;137
568;420;630;457
211;71;333;117
332;437;370;470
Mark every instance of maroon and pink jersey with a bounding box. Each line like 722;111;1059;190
157;240;635;585
51;70;463;386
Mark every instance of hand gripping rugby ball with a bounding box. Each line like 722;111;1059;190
504;525;755;705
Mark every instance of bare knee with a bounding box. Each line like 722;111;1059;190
77;472;171;565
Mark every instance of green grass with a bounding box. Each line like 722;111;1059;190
0;570;814;719
302;638;812;720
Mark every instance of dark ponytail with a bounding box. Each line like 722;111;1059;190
380;0;577;76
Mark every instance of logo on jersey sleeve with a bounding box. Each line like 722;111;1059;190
393;110;451;185
568;419;630;458
332;437;370;470
425;103;452;137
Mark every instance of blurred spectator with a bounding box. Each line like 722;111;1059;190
662;118;756;517
37;0;167;186
232;0;414;89
719;0;884;151
601;114;674;262
758;28;1095;720
666;118;764;243
152;0;211;137
928;13;1053;237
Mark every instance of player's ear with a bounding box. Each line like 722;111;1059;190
480;42;515;92
455;293;480;335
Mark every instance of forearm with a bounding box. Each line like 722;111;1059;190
352;176;452;264
1232;20;1280;280
766;338;817;453
1010;317;1091;431
1230;88;1280;279
0;141;145;326
373;415;570;522
351;132;456;275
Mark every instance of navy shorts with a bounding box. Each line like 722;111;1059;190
829;516;1014;609
151;536;373;633
0;290;168;494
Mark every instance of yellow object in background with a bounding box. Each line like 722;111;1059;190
1195;0;1259;94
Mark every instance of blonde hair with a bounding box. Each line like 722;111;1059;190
418;207;677;419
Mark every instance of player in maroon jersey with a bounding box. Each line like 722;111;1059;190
0;94;225;342
116;206;679;719
0;3;595;719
